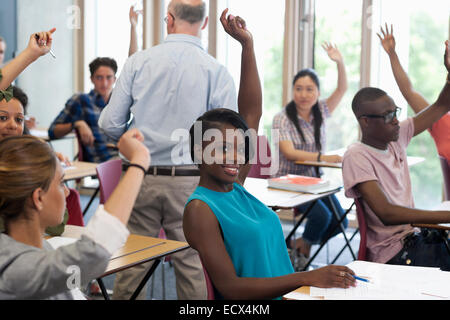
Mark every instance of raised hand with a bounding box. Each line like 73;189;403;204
220;8;253;46
129;5;142;28
377;23;396;55
27;28;56;60
322;42;343;63
117;128;150;170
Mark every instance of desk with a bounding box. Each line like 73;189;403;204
63;161;98;182
29;128;76;142
64;161;99;216
284;260;450;300
60;225;189;300
295;155;425;169
244;178;356;270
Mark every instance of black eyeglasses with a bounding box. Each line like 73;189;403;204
358;107;401;124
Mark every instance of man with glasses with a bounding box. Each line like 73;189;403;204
99;0;237;300
341;40;450;270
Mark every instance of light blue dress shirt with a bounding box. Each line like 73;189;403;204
98;34;238;166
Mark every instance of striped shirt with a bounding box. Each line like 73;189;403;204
272;100;330;177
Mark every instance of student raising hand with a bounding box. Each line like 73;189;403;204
220;9;253;46
117;128;150;170
322;42;344;64
377;23;396;55
0;28;56;91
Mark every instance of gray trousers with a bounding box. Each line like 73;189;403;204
112;174;206;300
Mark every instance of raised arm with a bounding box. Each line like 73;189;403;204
323;42;348;113
377;24;429;113
128;6;142;57
412;40;450;137
103;129;150;225
219;9;262;184
0;29;55;91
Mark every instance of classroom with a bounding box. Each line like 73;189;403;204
0;0;450;305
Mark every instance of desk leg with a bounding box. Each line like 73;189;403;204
301;200;356;271
130;259;161;300
285;201;316;247
96;278;110;300
82;187;99;216
331;228;359;264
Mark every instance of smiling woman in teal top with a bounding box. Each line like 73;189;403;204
183;10;355;301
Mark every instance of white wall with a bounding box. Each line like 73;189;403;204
16;0;75;158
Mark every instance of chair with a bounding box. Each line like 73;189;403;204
439;156;450;201
354;198;368;261
248;135;272;179
98;160;171;299
66;188;85;227
200;258;215;300
95;159;123;204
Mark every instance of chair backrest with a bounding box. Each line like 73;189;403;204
354;198;368;261
439;156;450;201
200;258;215;300
248;135;272;179
95;159;123;204
66;188;85;226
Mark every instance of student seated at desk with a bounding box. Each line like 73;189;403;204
48;57;119;163
183;11;356;300
342;40;450;270
0;86;71;236
272;46;349;269
0;129;150;299
378;24;450;162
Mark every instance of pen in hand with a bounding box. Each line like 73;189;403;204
352;275;370;283
34;34;56;59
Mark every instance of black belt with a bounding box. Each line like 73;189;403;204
122;164;200;176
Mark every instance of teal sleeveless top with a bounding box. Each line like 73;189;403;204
187;183;294;298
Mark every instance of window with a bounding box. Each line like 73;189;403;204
314;0;363;152
404;0;450;208
216;0;285;136
84;0;143;91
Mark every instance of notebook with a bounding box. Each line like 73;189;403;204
268;174;330;193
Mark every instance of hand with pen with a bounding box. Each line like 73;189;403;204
0;28;56;92
307;265;357;288
28;28;56;61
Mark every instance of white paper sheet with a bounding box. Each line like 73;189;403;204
309;261;450;300
46;236;78;249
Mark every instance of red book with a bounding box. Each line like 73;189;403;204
268;174;330;192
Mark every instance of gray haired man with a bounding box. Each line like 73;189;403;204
99;0;237;299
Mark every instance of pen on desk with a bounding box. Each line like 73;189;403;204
34;34;56;59
352;275;370;283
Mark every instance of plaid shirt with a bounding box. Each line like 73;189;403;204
272;100;330;177
48;90;117;163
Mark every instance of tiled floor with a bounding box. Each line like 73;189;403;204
80;193;361;300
